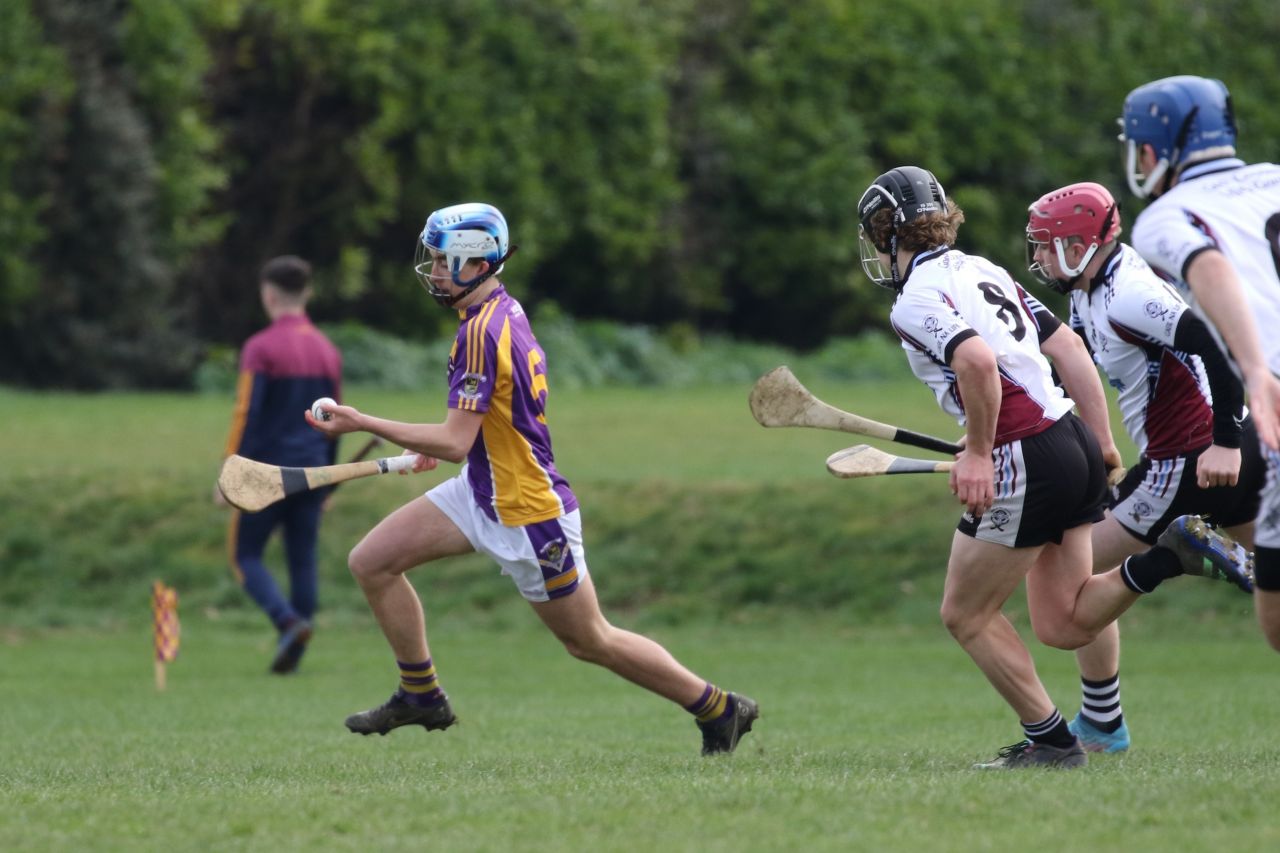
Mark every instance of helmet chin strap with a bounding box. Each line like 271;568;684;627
430;245;519;307
888;232;902;288
1054;238;1097;278
1127;141;1169;199
1048;238;1096;294
886;206;909;288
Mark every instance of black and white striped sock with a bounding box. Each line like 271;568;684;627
1080;674;1123;733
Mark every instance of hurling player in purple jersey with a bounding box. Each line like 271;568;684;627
306;203;757;754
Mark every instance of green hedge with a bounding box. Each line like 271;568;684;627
195;314;913;394
5;0;1279;387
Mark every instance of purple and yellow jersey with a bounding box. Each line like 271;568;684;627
224;314;342;468
447;285;578;525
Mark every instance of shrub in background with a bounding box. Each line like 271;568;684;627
195;314;913;394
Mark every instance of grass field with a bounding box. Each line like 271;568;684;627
4;617;1279;851
3;380;1275;850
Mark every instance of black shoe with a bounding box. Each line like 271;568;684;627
973;738;1087;770
270;620;312;675
697;693;759;755
344;693;457;736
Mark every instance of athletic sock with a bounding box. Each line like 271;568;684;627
1023;709;1075;749
1120;547;1183;593
397;658;445;707
685;683;733;724
1255;546;1280;592
1079;674;1124;733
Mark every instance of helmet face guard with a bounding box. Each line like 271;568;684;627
1024;229;1079;295
412;203;515;307
1025;182;1120;294
856;167;947;289
857;225;895;288
1117;75;1236;198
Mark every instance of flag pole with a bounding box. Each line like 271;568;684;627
152;580;180;691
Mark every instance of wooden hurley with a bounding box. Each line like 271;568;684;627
750;366;961;456
217;453;417;513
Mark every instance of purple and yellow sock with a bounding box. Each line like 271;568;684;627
685;683;734;724
397;658;444;707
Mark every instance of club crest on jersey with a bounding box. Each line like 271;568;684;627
922;313;958;344
538;539;569;573
1129;500;1152;524
1144;299;1170;319
460;372;486;399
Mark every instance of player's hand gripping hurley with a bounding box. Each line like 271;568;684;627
750;366;961;455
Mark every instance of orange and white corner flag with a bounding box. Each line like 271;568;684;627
152;580;180;689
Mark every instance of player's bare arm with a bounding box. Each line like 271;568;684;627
1039;323;1123;471
306;404;483;464
1185;249;1280;450
948;336;998;517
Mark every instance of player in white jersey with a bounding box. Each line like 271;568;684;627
857;167;1253;769
1119;75;1280;651
1026;181;1262;752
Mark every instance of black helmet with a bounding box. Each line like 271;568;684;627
857;166;948;288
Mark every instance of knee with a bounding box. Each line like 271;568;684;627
557;625;612;665
347;540;389;586
1031;620;1088;651
940;602;980;646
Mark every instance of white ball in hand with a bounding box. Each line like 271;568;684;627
311;397;337;422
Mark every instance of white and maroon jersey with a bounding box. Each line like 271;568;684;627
1130;159;1280;377
1068;244;1213;459
889;247;1074;446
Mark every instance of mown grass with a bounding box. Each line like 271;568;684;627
3;381;1275;850
3;618;1278;852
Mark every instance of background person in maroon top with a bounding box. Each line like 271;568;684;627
216;255;342;674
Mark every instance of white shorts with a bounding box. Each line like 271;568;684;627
425;473;589;602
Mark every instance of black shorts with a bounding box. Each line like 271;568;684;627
958;413;1108;548
1110;417;1265;545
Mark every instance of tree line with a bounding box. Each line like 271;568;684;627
3;0;1278;388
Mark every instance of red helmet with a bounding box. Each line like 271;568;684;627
1025;182;1121;293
